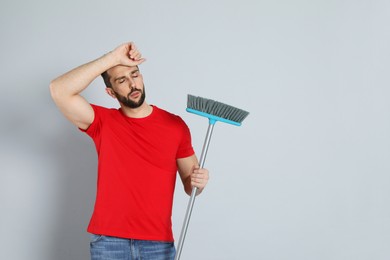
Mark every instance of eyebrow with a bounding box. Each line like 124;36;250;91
114;69;139;82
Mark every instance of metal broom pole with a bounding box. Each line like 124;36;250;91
175;123;215;260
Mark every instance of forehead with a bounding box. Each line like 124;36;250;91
107;65;139;78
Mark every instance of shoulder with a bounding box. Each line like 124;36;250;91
154;106;185;123
153;106;191;133
91;104;120;115
89;104;122;124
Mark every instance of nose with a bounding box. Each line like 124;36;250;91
128;77;136;88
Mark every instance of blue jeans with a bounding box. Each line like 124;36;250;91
90;234;176;260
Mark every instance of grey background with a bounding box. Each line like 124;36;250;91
1;0;390;259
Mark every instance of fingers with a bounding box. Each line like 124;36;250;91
112;42;146;67
191;167;209;189
128;43;143;61
126;44;146;66
129;57;146;66
132;52;142;60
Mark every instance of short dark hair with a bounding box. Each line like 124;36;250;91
101;71;112;88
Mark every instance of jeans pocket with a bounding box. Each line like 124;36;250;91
90;234;103;244
140;241;176;259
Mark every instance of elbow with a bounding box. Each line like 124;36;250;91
49;79;60;101
49;80;56;96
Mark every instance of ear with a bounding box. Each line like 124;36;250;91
105;88;117;99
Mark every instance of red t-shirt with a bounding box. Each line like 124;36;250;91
81;104;194;241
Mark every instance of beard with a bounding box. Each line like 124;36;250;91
114;86;146;109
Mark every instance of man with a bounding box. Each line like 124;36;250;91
50;42;209;260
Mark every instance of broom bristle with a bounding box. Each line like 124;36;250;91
187;94;249;123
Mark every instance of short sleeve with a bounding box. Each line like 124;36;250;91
176;119;195;159
79;104;105;139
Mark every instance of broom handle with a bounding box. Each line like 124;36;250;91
175;122;215;260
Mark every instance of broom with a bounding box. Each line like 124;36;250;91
175;94;249;260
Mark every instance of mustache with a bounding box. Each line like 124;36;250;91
127;87;142;98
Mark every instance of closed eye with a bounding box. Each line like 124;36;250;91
115;76;127;84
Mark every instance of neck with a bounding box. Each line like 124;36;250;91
120;102;153;118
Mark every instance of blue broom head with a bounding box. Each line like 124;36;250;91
186;94;249;126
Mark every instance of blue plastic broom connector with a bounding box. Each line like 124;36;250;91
186;108;242;126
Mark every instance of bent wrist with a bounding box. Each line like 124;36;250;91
100;51;121;68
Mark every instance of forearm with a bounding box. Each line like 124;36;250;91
177;155;208;197
50;52;117;99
